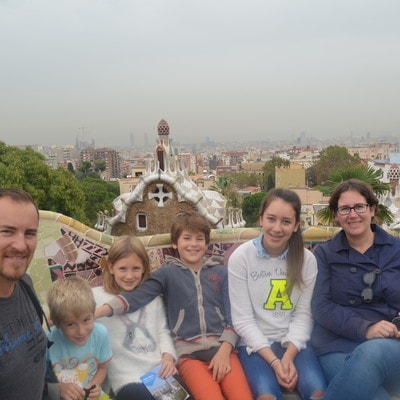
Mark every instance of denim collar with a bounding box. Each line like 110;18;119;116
253;234;288;259
330;224;394;253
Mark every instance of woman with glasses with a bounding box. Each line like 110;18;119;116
311;179;400;400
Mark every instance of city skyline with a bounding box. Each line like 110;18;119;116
1;0;399;147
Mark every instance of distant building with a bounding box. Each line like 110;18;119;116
347;143;396;160
80;147;120;179
119;159;131;178
241;161;265;175
32;145;79;170
275;163;305;188
291;187;329;226
368;159;400;228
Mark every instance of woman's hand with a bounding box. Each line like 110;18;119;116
366;320;400;339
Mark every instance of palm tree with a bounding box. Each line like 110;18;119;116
317;165;394;225
210;175;241;208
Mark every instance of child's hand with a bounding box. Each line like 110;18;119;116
58;382;86;400
84;383;100;400
280;357;298;390
277;344;298;391
94;304;112;319
208;343;232;383
271;360;290;389
270;359;297;391
159;353;177;378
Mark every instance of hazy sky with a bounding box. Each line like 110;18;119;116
1;0;399;147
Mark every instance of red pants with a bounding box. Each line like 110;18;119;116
177;352;252;400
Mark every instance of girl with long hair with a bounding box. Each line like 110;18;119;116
228;189;326;400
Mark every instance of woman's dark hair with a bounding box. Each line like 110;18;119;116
259;188;304;293
329;179;379;221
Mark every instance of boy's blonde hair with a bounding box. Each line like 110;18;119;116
103;235;151;295
47;276;96;325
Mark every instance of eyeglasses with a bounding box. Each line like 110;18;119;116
361;270;380;303
337;203;370;216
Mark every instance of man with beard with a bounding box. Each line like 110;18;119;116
0;188;47;400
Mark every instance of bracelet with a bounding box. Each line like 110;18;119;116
270;358;279;366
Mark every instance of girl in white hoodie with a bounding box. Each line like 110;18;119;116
93;236;178;400
228;189;326;400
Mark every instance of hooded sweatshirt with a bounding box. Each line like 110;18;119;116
106;255;238;357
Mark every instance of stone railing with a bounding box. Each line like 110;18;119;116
31;210;347;303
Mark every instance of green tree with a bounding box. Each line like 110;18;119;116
309;146;361;186
79;178;119;225
0;143;50;204
0;142;88;223
210;175;241;208
242;192;267;227
80;160;92;175
46;168;89;224
262;157;290;191
317;165;394;226
93;159;106;173
231;172;262;189
266;175;274;191
305;166;317;188
75;160;100;179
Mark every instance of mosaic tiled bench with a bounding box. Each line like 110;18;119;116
30;211;400;400
31;211;344;302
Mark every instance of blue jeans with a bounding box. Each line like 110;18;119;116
238;343;326;400
319;338;400;400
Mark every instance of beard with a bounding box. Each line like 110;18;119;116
0;255;30;283
0;267;27;282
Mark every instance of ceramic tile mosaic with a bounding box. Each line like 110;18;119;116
29;210;350;303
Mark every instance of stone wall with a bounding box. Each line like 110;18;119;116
31;210;348;303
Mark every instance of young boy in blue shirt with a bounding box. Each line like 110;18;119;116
47;276;112;400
